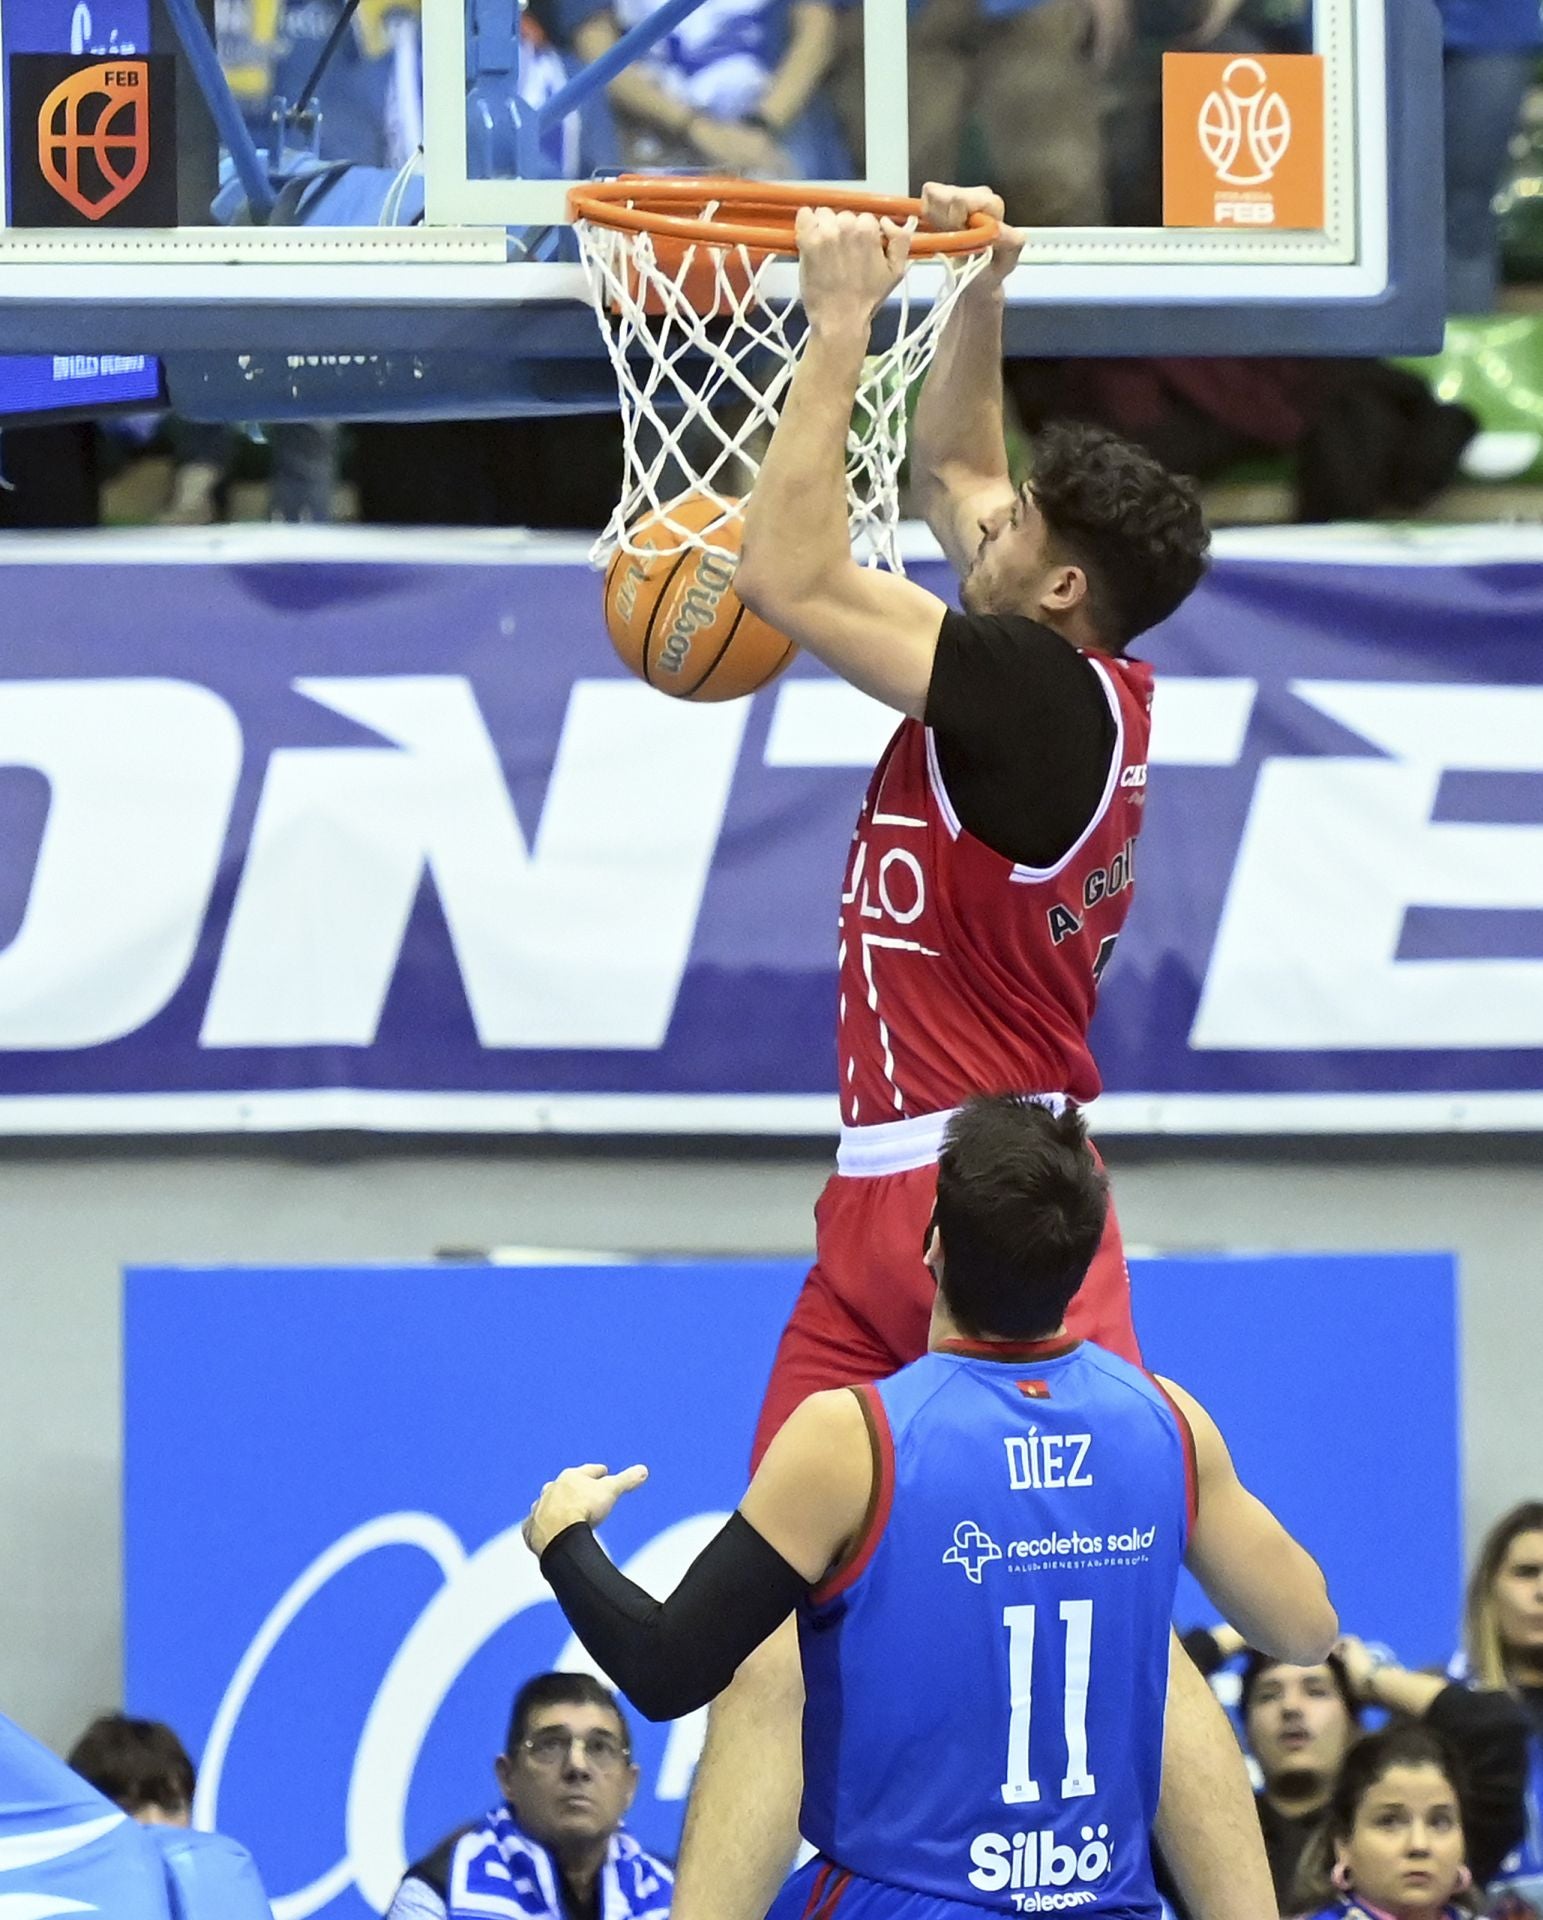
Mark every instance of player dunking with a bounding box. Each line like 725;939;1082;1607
671;188;1271;1920
736;187;1208;1461
525;1098;1337;1920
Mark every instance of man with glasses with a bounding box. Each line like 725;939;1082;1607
386;1672;673;1920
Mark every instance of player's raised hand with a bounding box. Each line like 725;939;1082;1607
797;207;914;332
921;181;1024;287
524;1461;649;1556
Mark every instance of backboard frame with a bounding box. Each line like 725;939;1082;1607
0;0;1443;361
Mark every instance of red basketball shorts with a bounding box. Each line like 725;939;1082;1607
750;1110;1138;1469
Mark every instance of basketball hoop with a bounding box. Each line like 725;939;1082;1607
567;178;999;574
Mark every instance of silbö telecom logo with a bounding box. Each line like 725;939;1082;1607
968;1823;1114;1911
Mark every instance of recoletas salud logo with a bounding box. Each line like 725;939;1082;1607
1002;1526;1158;1569
943;1522;1003;1584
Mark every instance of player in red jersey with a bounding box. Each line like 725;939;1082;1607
743;190;1201;1461
671;188;1263;1920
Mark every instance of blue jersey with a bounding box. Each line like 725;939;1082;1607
797;1337;1194;1916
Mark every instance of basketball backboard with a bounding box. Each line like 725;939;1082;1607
0;0;1443;418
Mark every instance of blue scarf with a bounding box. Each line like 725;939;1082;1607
446;1806;672;1920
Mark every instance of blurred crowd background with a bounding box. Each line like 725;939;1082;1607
3;0;1543;534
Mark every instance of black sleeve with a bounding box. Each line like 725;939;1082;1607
539;1512;810;1722
923;609;1117;870
1424;1684;1532;1885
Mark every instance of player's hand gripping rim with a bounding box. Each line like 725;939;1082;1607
796;206;916;332
920;181;1026;288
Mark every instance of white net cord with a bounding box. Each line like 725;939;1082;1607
573;201;992;574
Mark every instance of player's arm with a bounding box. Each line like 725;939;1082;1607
735;210;952;718
1157;1375;1338;1665
524;1389;873;1721
909;185;1025;576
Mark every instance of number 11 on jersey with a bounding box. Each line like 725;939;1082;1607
1001;1601;1098;1806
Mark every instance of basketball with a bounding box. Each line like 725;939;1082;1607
602;494;797;702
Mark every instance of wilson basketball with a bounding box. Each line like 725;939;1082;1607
603;494;797;702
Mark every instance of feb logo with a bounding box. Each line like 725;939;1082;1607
1161;51;1324;232
1198;57;1291;186
38;60;149;219
6;53;175;228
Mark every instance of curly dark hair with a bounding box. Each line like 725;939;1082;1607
1027;421;1210;650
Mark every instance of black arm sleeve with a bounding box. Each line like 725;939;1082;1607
1424;1683;1532;1886
539;1512;810;1722
924;610;1117;870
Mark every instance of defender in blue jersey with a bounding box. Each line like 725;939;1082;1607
791;1334;1188;1917
527;1096;1338;1919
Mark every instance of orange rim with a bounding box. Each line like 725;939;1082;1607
566;177;998;257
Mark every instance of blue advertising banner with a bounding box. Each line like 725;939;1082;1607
3;524;1543;1132
123;1251;1460;1920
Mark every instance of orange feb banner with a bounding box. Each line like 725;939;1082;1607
1163;52;1325;231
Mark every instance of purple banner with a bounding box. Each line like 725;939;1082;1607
1;525;1541;1132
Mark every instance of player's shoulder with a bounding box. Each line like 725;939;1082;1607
941;605;1086;660
763;1386;874;1480
1075;1345;1193;1426
875;1346;966;1410
788;1384;873;1435
933;607;1118;717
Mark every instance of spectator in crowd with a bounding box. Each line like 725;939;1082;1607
568;0;847;178
1176;1629;1529;1912
1290;1724;1477;1920
67;1714;195;1826
1457;1500;1543;1916
1439;0;1543;315
828;0;1129;225
387;1672;672;1920
66;1713;272;1917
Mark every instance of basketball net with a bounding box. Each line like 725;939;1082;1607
571;189;993;575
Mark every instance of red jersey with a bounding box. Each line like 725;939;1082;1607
835;650;1153;1124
